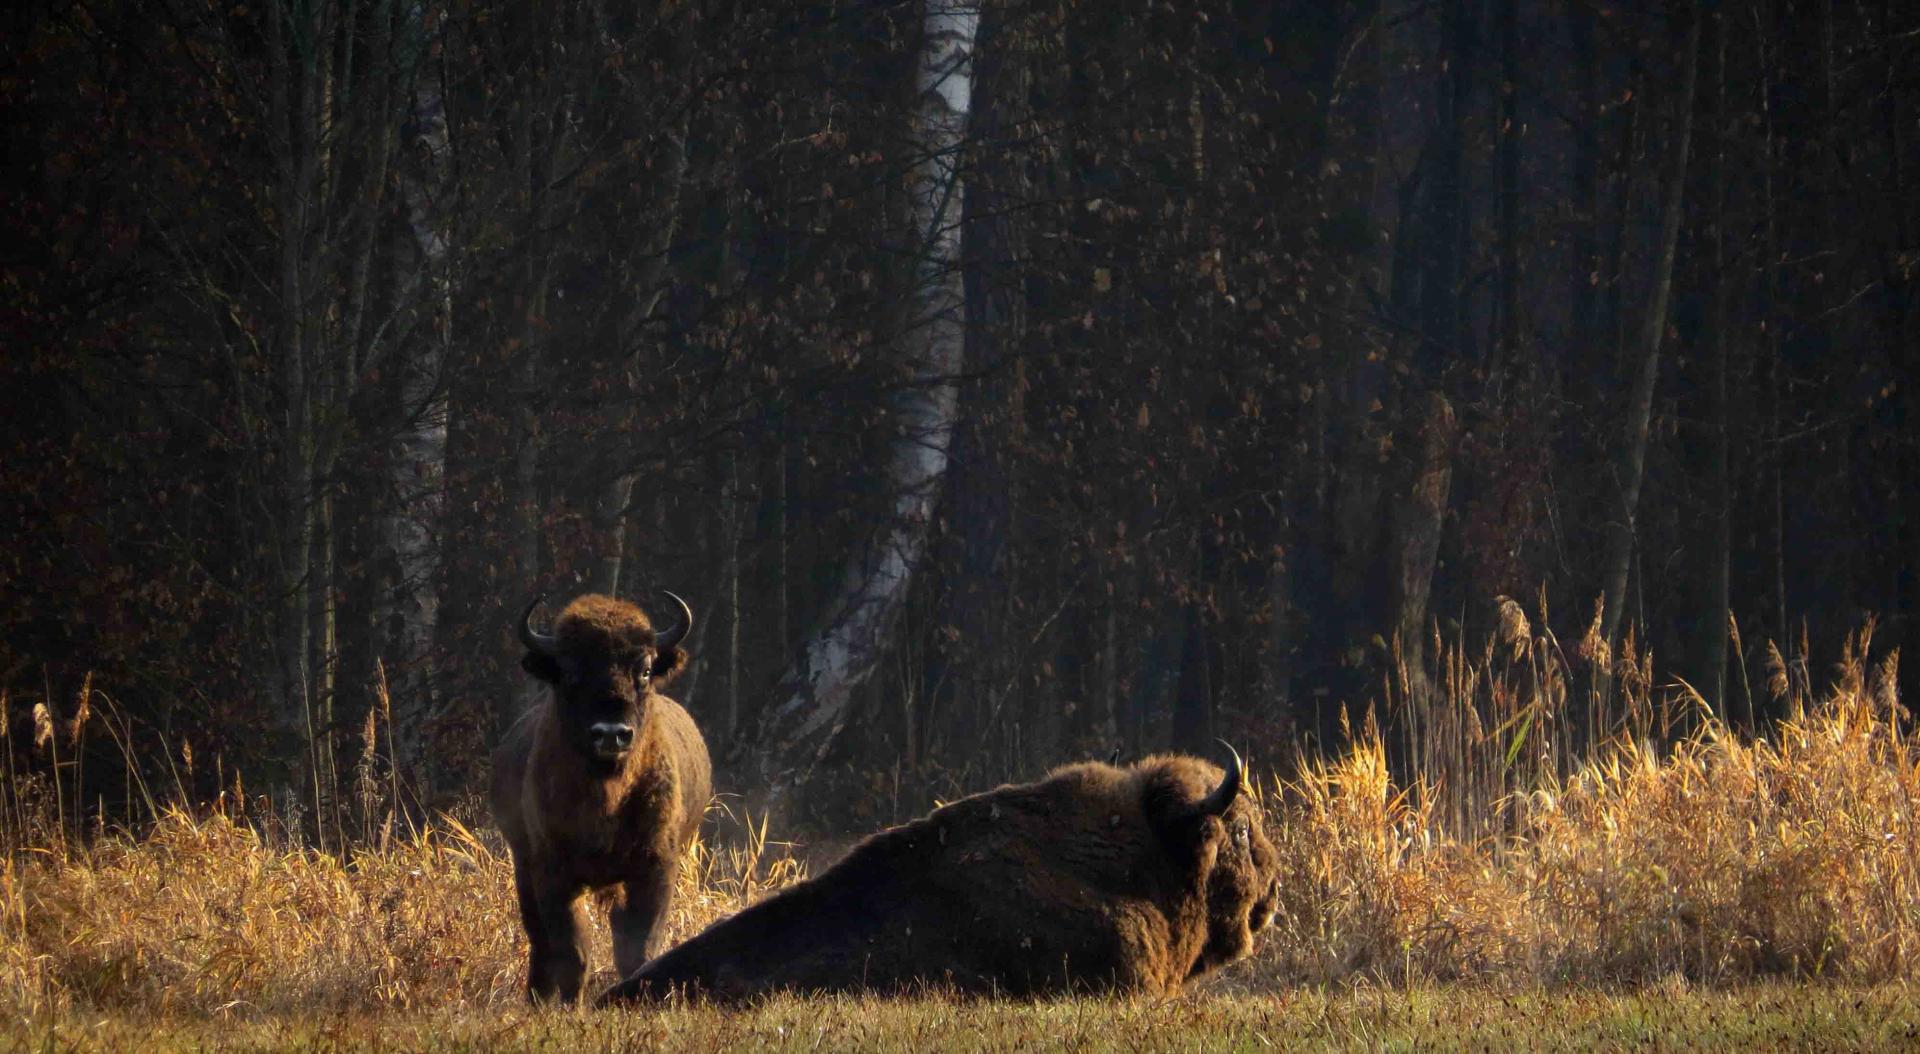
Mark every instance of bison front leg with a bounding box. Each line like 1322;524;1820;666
521;873;592;1004
609;863;675;977
511;857;555;1001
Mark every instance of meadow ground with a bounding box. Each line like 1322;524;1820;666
4;621;1918;1049
8;984;1920;1052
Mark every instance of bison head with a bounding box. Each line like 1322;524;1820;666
518;592;692;767
1146;744;1282;975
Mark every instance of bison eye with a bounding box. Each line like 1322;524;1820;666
1234;822;1250;848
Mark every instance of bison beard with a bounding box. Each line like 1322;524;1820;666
597;751;1279;1003
491;592;712;1004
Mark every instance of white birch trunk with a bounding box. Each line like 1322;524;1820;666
383;9;450;773
749;0;978;794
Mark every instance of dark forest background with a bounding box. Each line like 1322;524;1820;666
2;0;1914;836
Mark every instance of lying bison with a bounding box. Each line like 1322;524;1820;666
490;591;711;1003
598;747;1278;1003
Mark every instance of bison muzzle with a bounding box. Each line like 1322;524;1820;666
491;591;712;1004
597;746;1279;1003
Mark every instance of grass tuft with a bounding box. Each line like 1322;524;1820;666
0;802;803;1017
1247;617;1920;989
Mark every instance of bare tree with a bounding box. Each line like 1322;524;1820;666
261;0;421;820
748;0;980;798
381;1;452;778
588;79;693;597
1701;1;1732;721
1600;6;1702;649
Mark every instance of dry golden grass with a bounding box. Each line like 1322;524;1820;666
0;801;804;1018
1249;618;1920;990
2;613;1917;1041
1514;672;1919;982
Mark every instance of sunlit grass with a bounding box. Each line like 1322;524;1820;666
1252;618;1920;988
11;985;1919;1052
3;612;1918;1047
0;802;804;1017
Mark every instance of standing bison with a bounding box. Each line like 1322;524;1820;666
598;747;1279;1003
491;592;711;1003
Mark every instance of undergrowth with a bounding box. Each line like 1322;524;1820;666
2;609;1915;1018
0;803;803;1016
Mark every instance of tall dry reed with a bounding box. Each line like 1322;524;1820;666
1252;612;1916;988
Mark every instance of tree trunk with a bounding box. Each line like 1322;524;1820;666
1495;0;1522;382
258;0;416;814
382;12;450;779
501;298;548;734
425;8;581;798
1389;391;1458;706
1419;0;1471;374
1170;601;1213;756
722;460;744;739
1387;0;1471;712
1701;3;1732;723
925;0;1026;770
314;490;340;848
1568;0;1600;381
267;0;322;794
494;38;572;732
747;0;978;798
1756;0;1789;668
1599;7;1702;648
588;116;691;598
1877;0;1918;713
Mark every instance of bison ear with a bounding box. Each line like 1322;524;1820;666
521;651;563;684
649;645;690;686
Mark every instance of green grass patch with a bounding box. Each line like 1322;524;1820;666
9;985;1917;1052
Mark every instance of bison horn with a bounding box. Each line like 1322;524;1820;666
1198;740;1245;816
518;595;558;657
655;589;693;651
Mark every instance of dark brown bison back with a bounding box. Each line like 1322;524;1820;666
599;754;1279;1003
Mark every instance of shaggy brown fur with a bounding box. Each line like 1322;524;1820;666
597;753;1279;1003
491;593;711;1004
